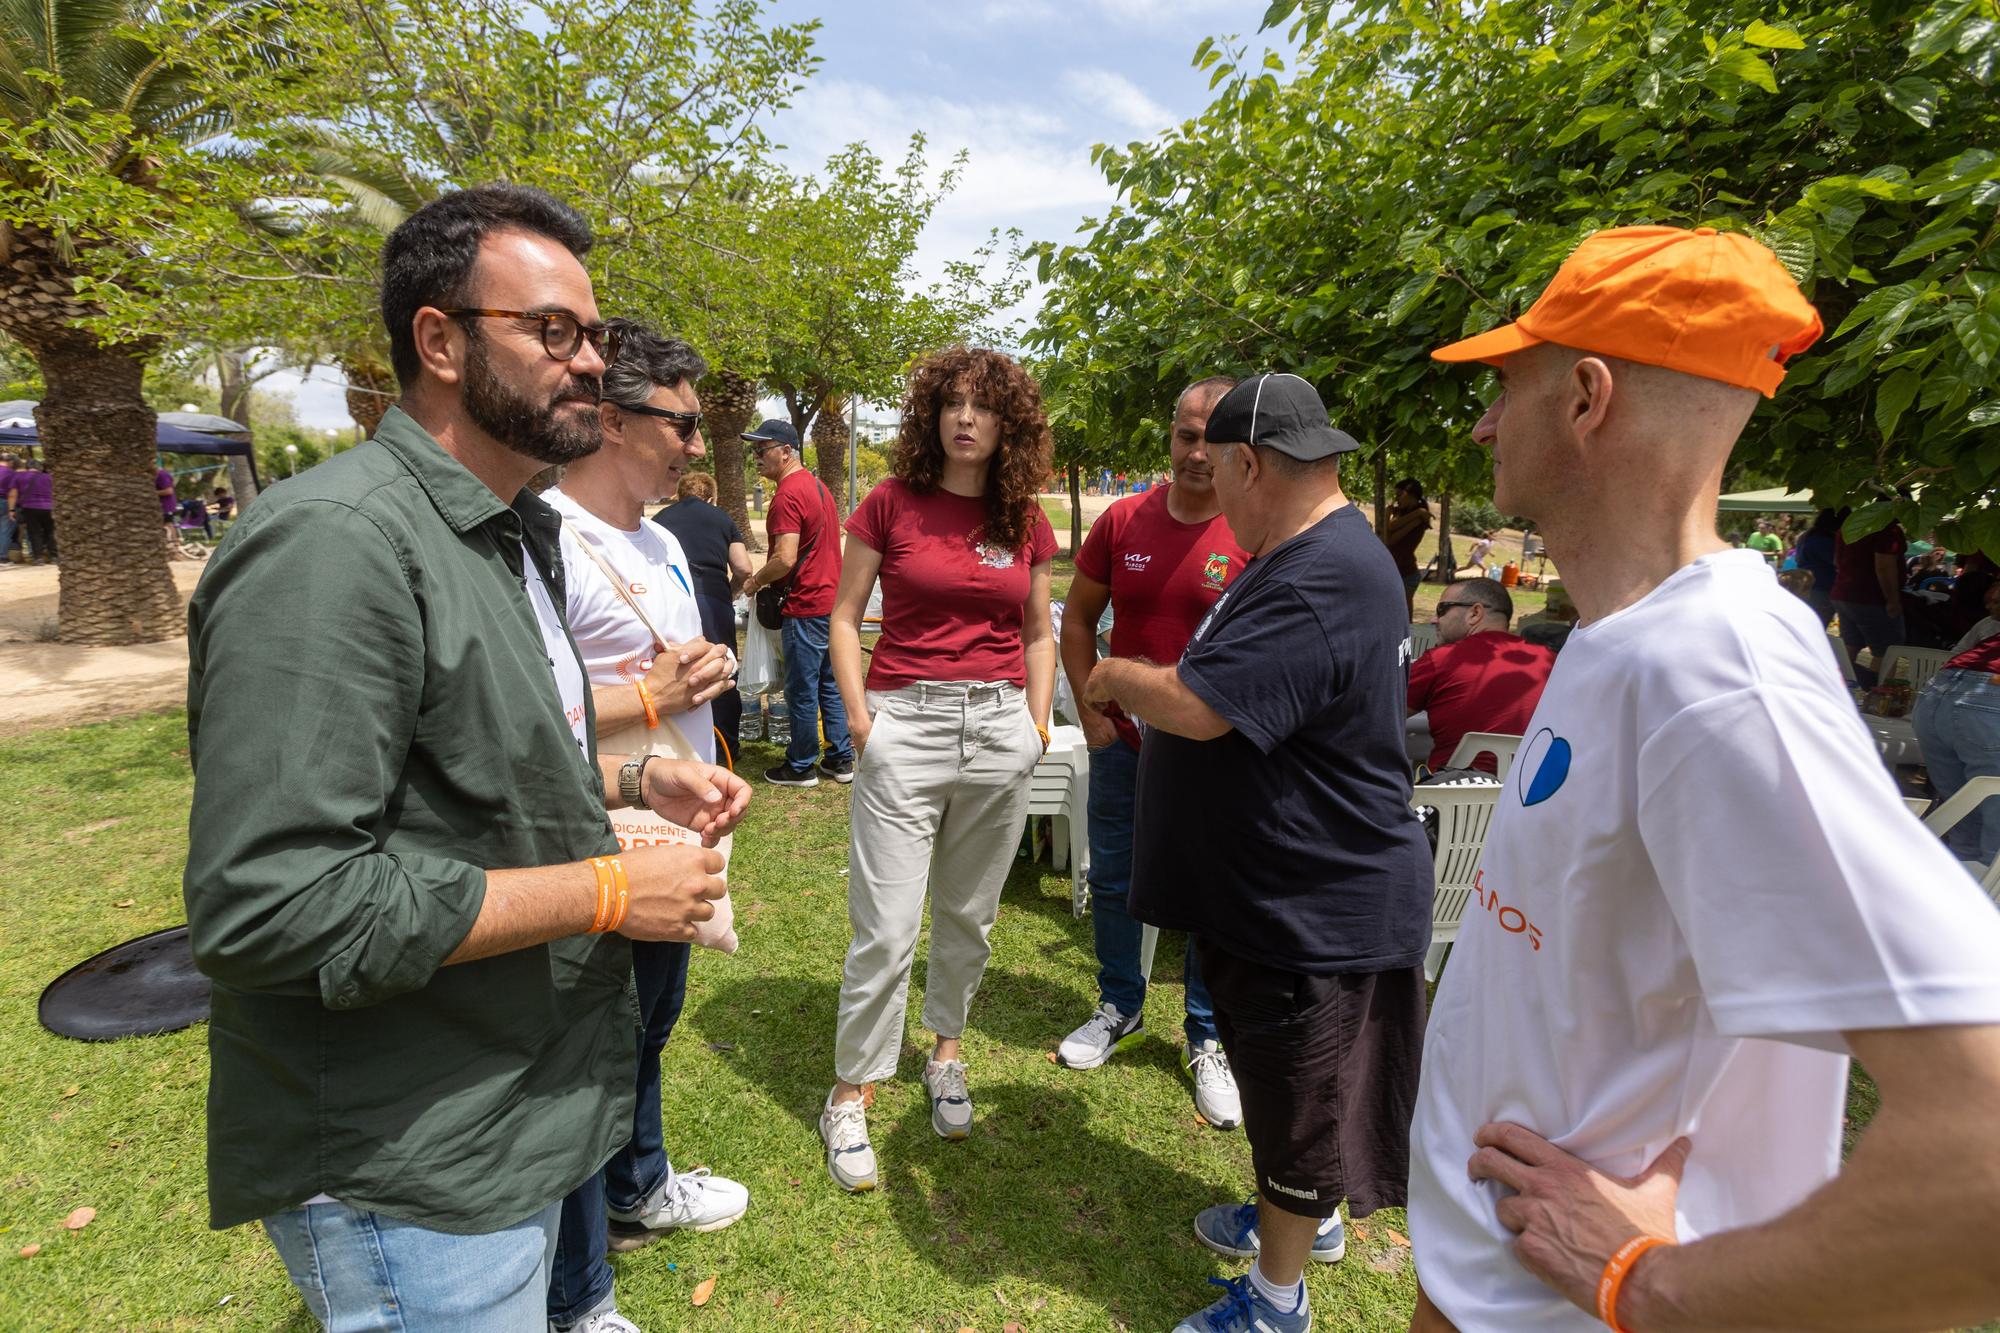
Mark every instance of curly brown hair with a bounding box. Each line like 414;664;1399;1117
676;471;716;501
891;346;1052;551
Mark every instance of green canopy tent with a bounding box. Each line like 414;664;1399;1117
1717;487;1817;515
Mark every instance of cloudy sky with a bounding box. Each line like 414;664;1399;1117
280;0;1285;429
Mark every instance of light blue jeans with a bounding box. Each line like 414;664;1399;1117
262;1198;561;1332
1913;667;2000;864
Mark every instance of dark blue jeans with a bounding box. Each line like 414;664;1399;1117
548;940;690;1328
1088;737;1217;1044
781;613;853;774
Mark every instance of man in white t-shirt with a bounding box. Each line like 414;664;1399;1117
1409;226;2000;1333
542;320;747;1333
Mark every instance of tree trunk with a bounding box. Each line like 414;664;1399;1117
339;354;396;438
1437;491;1455;580
1067;465;1083;557
35;335;184;644
1373;449;1388;531
812;394;849;514
705;369;759;550
213;350;262;508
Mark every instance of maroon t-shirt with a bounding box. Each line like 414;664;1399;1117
766;467;840;618
1945;631;2000;676
1832;522;1906;605
846;477;1057;691
1406;629;1556;773
1075;486;1248;748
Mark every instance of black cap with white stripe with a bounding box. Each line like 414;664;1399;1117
1202;372;1360;459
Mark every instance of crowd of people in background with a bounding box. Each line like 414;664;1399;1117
161;183;2000;1333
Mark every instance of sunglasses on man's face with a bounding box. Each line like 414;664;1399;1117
618;402;704;441
1435;600;1482;616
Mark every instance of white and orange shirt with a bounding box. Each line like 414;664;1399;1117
1408;550;2000;1331
546;487;712;763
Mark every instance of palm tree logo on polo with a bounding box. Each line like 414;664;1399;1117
1202;552;1231;590
1517;727;1572;807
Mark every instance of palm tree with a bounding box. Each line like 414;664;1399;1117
703;370;761;548
0;1;286;643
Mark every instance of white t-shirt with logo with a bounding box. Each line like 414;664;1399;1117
1408;550;2000;1331
545;488;712;763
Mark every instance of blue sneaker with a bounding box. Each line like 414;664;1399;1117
1173;1275;1311;1332
1193;1199;1345;1263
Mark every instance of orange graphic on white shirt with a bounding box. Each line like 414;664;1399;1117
1472;869;1544;952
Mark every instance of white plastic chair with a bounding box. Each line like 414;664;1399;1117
1027;724;1091;916
1903;796;1932;818
1444;731;1524;778
1407;622;1440;660
1922;775;2000;905
1828;634;1857;684
1878;644;1949;693
1410;784;1502;980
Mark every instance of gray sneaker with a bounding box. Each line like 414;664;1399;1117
922;1058;973;1139
1057;1001;1145;1069
818;1090;878;1192
551;1292;641;1332
1186;1039;1243;1130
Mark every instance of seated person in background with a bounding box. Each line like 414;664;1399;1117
1951;580;2000;654
212;487;234;522
1777;567;1816;605
1408;578;1555;776
1515;578;1578;653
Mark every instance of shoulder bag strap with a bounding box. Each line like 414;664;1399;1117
560;517;669;655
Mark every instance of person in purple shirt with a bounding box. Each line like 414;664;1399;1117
8;456;56;563
156;466;178;522
0;452;17;562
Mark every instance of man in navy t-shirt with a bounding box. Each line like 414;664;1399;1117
1085;372;1431;1333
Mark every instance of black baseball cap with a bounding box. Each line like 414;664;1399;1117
1203;373;1360;459
742;419;800;449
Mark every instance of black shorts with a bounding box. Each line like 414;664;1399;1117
1198;940;1427;1220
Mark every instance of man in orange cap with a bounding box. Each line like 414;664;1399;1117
1407;226;2000;1333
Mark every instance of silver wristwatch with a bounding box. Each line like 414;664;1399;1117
618;755;656;807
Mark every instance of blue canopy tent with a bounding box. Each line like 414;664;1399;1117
0;418;263;489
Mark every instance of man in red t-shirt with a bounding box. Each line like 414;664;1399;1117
743;419;851;785
1832;519;1907;688
1055;375;1250;1131
1406;578;1555;775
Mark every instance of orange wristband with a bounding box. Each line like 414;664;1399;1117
637;679;659;729
588;857;615;933
1596;1235;1672;1333
604;856;630;933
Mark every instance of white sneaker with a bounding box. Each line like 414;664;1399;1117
605;1167;749;1251
923;1058;974;1140
818;1090;878;1191
553;1297;642;1332
1186;1039;1243;1130
1057;1002;1145;1069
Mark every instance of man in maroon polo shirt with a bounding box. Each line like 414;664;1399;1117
1408;578;1554;776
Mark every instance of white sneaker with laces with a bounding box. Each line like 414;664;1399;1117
552;1295;642;1332
923;1058;974;1139
818;1090;878;1191
1057;1001;1145;1069
1186;1039;1243;1130
605;1167;749;1251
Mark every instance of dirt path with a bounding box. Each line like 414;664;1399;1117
0;562;205;732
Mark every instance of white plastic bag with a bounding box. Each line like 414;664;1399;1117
740;616;781;697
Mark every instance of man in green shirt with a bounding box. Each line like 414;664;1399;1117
1746;518;1785;563
184;184;750;1332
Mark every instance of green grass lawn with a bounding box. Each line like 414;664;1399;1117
0;712;1420;1332
3;714;1982;1332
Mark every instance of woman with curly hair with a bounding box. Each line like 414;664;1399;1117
816;345;1058;1191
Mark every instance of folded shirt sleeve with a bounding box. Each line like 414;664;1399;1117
183;498;487;1010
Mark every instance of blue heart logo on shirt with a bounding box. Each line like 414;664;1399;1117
1518;727;1572;807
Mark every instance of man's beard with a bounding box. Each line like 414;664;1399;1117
461;328;602;466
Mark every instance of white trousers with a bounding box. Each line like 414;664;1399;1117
834;680;1041;1085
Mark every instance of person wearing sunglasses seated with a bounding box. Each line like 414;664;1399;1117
1407;578;1555;780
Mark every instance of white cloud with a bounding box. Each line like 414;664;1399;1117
1060;68;1176;133
1090;0;1239;23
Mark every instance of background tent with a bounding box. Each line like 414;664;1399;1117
0;419;262;489
1717;486;1817;515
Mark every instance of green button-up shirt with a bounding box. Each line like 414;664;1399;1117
184;408;634;1233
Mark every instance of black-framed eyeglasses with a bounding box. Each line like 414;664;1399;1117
746;440;785;456
438;309;620;365
617;402;704;441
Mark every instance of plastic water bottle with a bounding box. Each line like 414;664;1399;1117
765;696;790;746
742;695;764;741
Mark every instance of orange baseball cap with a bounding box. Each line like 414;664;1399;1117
1430;225;1823;397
